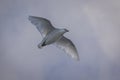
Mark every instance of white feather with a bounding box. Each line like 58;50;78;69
28;16;79;60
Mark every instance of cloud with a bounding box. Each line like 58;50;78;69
0;0;120;80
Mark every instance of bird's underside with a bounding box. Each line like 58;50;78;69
28;16;79;60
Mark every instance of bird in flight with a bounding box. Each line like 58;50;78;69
28;16;79;60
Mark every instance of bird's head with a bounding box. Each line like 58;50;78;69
59;29;69;34
64;29;69;32
62;29;69;33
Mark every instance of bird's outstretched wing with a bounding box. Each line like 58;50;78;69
28;16;55;37
55;36;79;60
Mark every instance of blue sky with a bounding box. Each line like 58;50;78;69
0;0;120;80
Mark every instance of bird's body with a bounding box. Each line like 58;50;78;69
38;29;68;48
28;16;79;60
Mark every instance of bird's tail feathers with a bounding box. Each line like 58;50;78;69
38;43;43;49
37;42;46;49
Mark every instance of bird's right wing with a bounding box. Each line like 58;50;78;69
28;16;55;37
55;36;79;60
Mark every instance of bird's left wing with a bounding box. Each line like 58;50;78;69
55;36;79;60
28;16;55;37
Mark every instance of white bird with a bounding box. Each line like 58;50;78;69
28;16;79;60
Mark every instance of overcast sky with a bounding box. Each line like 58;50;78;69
0;0;120;80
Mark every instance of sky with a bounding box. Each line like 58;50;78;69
0;0;120;80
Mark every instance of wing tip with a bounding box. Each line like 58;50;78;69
28;16;35;21
73;55;80;61
70;51;79;61
28;16;47;21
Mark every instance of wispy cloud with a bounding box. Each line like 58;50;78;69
0;0;120;80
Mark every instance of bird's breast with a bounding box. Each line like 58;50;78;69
45;30;64;45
